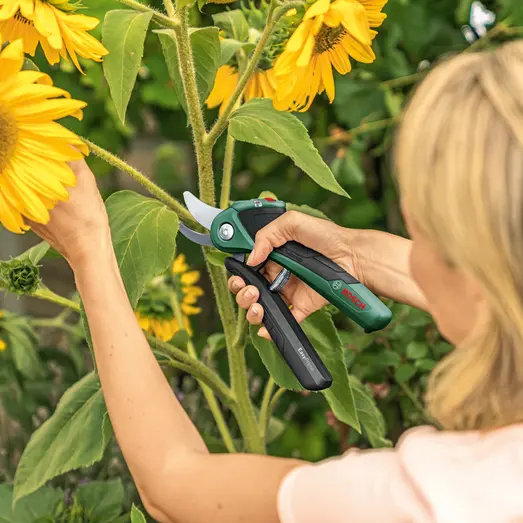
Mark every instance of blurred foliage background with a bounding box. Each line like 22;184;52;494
1;0;522;517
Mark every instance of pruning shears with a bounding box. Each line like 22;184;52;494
179;193;392;391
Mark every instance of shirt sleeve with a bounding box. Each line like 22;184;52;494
277;447;433;523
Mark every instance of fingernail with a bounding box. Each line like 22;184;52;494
247;250;256;265
232;281;241;292
247;288;257;299
251;305;260;316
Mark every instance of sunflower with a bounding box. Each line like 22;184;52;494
206;65;277;115
273;0;387;112
0;311;6;352
135;255;204;342
0;38;87;234
0;0;108;72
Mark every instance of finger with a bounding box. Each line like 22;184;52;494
257;305;309;341
257;326;270;339
228;276;246;294
236;285;260;309
247;211;323;267
246;303;264;325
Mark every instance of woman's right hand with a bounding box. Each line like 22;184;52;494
228;211;366;339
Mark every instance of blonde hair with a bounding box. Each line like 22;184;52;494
396;40;523;431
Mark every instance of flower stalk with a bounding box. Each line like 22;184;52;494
84;139;198;228
116;0;180;27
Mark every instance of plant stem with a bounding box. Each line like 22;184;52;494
33;287;81;312
380;72;426;89
268;386;286;415
233;307;248;350
259;377;276;440
149;336;234;406
220;131;236;209
170;292;237;453
162;0;175;18
84;139;198;228
315;118;396;147
30;317;80;336
206;0;304;146
173;10;215;205
115;0;180;28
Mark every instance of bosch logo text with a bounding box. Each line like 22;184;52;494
342;288;366;310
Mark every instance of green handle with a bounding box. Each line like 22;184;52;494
210;202;392;332
270;246;392;332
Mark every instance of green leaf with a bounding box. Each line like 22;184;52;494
131;504;147;523
219;38;255;65
406;341;428;360
105;190;179;308
75;480;124;523
229;99;349;198
156;27;221;114
14;373;113;505
349;376;391;448
286;202;331;220
102;10;153;124
394;363;416;384
6;326;41;380
433;341;453;355
22;58;39;71
16;242;50;265
0;485;62;523
415;358;437;371
250;309;360;430
212;10;249;41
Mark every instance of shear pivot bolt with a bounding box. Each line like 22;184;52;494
219;223;235;241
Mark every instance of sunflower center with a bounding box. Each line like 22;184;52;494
314;24;346;54
0;105;18;173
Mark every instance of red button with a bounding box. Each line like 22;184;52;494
264;197;276;202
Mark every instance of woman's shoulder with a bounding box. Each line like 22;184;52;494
396;424;523;522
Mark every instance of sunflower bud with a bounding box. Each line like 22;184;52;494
0;259;41;295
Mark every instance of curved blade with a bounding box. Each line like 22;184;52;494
183;191;221;230
179;223;213;247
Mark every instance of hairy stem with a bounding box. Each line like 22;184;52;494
315;118;397;147
173;10;215;205
258;377;276;440
170;292;237;453
30;317;80;336
33;287;81;312
149;336;234;406
84;139;197;227
116;0;180;28
207;0;304;146
220;131;236;209
162;0;175;18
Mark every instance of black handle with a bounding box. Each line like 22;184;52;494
225;257;332;391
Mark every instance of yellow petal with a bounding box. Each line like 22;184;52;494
172;253;189;274
296;33;315;67
182;304;202;316
304;0;330;20
0;39;24;82
180;271;200;286
320;53;335;101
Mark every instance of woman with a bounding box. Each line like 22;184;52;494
32;40;523;523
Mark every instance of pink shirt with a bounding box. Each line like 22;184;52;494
278;424;523;523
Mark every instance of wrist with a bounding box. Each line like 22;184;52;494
70;228;116;278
